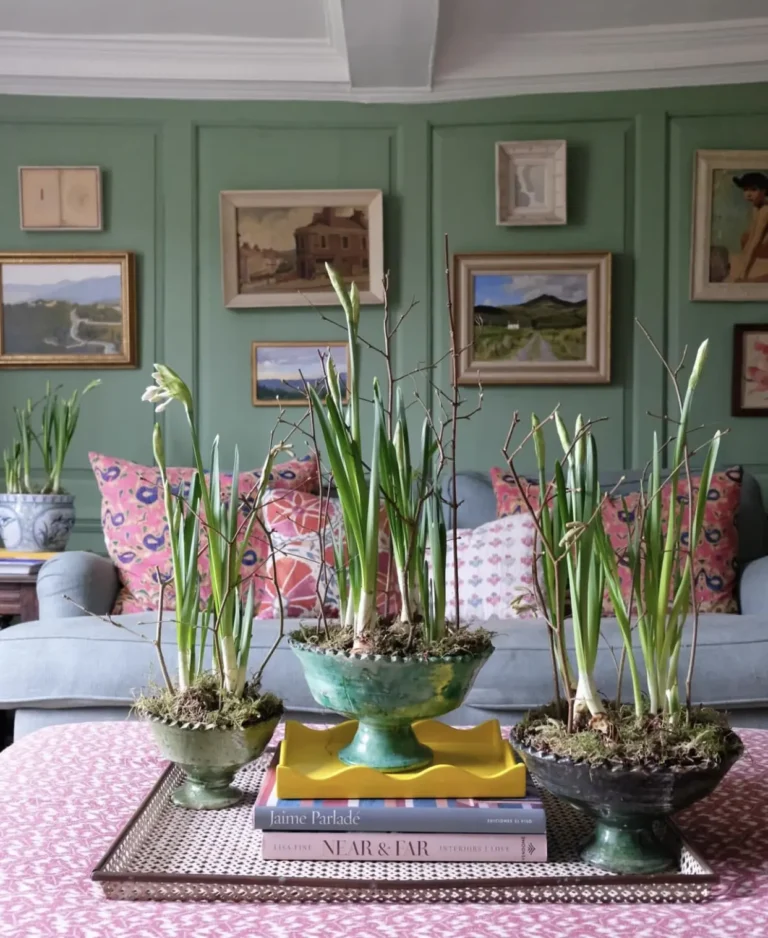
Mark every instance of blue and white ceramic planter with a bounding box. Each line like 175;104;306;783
0;493;75;552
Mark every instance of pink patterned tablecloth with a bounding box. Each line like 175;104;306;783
0;721;766;938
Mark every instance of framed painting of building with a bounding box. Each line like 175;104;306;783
691;150;768;301
453;252;611;385
220;189;384;308
0;251;136;368
732;324;768;416
251;341;349;406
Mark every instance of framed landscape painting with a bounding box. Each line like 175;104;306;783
251;341;349;406
454;252;611;385
691;150;768;301
221;189;384;308
732;324;768;416
0;252;136;368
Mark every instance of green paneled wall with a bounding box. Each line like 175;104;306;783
0;86;767;552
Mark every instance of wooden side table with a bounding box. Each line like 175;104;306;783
0;573;39;627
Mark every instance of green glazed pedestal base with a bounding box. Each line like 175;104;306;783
581;820;674;874
171;778;244;810
338;721;433;773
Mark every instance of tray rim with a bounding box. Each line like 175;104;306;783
91;762;719;895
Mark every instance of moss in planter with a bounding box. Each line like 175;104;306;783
134;673;283;730
511;701;741;770
291;618;494;658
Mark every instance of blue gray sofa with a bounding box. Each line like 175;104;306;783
1;469;767;740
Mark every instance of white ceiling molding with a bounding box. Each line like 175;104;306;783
0;15;766;102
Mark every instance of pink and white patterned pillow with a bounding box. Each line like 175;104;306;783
431;514;538;622
257;489;399;620
89;452;318;614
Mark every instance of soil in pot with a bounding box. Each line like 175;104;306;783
511;702;744;874
290;620;494;773
136;675;283;810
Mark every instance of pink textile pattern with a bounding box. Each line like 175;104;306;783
491;467;742;615
89;452;318;614
599;468;741;615
258;489;399;620
0;720;763;938
435;515;538;622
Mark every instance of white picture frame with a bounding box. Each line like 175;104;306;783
18;166;102;231
691;149;768;301
220;188;384;308
495;140;567;226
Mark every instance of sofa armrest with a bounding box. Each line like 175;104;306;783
36;551;120;619
739;555;768;615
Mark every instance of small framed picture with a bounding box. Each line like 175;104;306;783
453;251;611;386
0;252;136;368
495;140;567;226
732;324;768;416
691;150;768;301
19;166;102;231
251;341;349;406
221;189;384;308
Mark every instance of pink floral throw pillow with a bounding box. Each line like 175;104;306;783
601;468;742;615
490;467;540;517
89;452;318;614
429;514;538;622
257;489;399;620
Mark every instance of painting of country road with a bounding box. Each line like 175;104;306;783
454;252;611;385
472;271;588;364
0;253;136;367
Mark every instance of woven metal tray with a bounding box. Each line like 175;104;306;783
92;746;717;904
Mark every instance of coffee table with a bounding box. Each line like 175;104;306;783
0;721;763;938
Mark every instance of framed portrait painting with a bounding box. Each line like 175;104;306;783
251;340;349;406
454;252;611;385
0;252;136;368
691;150;768;301
732;324;768;416
221;189;384;308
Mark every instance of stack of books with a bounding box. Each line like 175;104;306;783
253;748;547;863
0;551;55;576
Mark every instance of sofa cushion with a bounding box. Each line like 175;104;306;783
491;466;742;614
1;613;766;717
89;451;317;614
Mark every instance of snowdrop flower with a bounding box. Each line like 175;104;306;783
141;364;193;413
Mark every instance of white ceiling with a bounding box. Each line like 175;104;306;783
0;0;767;101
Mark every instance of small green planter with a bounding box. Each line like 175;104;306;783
147;715;281;810
289;638;493;773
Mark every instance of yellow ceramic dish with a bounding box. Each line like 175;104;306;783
276;719;527;800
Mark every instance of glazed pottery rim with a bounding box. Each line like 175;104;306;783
288;635;494;664
0;492;74;502
143;712;282;734
512;733;745;777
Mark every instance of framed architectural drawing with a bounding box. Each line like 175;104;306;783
251;341;349;406
495;140;567;226
220;189;384;308
0;252;136;368
732;324;768;416
453;251;611;385
19;166;102;231
691;150;768;301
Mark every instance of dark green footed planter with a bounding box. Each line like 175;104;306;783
148;715;281;810
513;736;743;874
289;638;493;773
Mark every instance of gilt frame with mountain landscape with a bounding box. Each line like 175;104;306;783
251;340;350;407
454;251;611;385
0;251;136;368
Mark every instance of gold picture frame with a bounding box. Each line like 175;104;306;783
221;189;384;308
454;252;611;386
0;251;137;368
251;340;350;406
19;166;102;231
691;149;768;301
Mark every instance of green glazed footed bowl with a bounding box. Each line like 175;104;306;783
289;638;493;773
147;714;281;810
